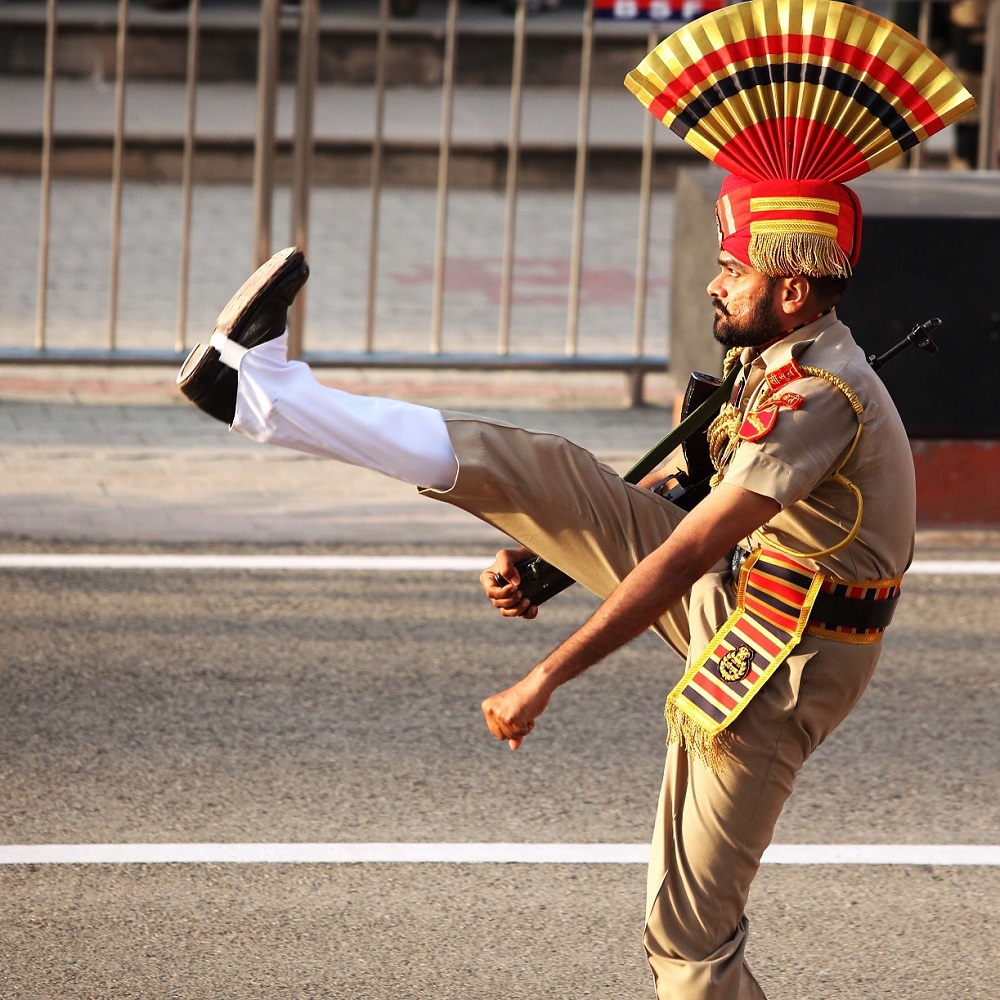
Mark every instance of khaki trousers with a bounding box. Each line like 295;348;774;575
425;416;882;1000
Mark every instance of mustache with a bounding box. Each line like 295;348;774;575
711;298;730;316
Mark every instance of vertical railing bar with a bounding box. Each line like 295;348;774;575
289;0;319;358
106;0;129;350
365;0;391;353
633;24;657;361
34;0;58;351
431;0;460;354
565;0;594;357
909;0;932;171
498;0;528;355
252;0;281;269
979;0;999;170
175;0;201;353
916;0;933;44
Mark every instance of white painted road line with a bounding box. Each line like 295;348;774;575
0;554;488;571
0;554;998;574
908;560;1000;574
0;843;997;866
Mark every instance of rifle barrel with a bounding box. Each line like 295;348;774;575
868;317;941;371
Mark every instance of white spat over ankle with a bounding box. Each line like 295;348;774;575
209;332;250;371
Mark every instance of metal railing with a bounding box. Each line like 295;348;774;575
5;0;998;405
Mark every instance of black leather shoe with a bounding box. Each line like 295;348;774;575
176;246;310;424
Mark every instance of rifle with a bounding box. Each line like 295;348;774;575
498;317;941;607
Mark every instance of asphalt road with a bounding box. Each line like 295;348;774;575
1;557;998;999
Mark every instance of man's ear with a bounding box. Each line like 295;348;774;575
775;275;811;316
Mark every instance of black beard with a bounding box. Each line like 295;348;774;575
711;284;784;349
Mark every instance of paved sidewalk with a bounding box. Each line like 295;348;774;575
0;363;680;547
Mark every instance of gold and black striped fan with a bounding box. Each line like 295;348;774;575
625;0;976;182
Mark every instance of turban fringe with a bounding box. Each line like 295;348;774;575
625;0;976;276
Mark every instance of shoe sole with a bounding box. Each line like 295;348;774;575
213;246;305;342
175;341;239;424
177;342;213;384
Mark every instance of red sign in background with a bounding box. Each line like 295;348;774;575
594;0;723;22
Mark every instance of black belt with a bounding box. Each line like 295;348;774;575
809;588;899;631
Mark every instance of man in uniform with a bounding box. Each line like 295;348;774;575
176;3;972;995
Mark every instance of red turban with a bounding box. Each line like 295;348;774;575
716;175;863;278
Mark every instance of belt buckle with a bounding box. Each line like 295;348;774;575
729;545;749;583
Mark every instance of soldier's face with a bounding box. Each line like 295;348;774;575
707;255;784;349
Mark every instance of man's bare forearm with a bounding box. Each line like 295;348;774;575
530;525;712;691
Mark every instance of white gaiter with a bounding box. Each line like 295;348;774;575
221;332;460;491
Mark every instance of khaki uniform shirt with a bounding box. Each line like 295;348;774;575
721;310;915;582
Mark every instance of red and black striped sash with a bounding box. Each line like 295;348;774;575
666;548;822;743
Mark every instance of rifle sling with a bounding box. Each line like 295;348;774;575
624;365;740;484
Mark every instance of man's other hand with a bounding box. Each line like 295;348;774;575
480;546;539;620
481;671;552;750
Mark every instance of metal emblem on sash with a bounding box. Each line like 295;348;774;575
719;644;753;681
